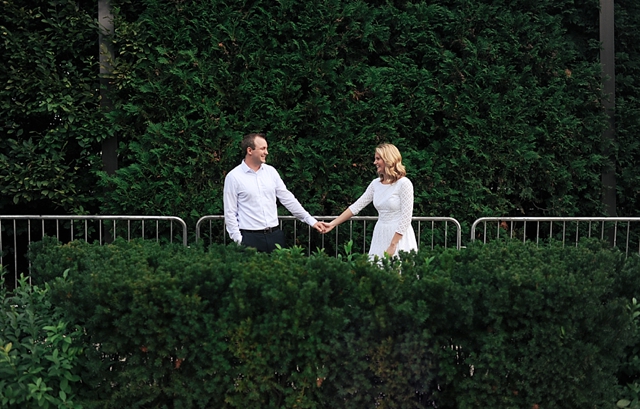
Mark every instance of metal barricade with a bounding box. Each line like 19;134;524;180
470;217;640;256
196;215;462;256
0;215;188;288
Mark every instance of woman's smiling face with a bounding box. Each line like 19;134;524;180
374;153;385;175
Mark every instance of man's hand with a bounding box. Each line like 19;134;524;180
313;222;326;233
319;221;335;234
314;221;335;234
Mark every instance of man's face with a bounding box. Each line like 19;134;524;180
247;136;268;166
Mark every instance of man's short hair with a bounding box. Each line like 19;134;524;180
241;133;266;155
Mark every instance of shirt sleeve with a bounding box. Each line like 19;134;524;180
396;178;414;236
223;173;243;244
348;180;375;216
273;169;318;227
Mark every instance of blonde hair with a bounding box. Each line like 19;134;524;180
376;143;406;183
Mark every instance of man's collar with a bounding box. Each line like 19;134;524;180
241;160;263;173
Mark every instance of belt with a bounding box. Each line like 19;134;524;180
240;226;280;234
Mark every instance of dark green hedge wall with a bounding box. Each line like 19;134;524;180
1;0;104;214
614;0;640;217
98;0;609;227
2;0;640;228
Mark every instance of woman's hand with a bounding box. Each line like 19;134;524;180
385;242;398;257
320;221;335;234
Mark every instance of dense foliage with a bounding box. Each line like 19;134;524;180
1;0;639;227
1;0;104;215
614;0;640;217
99;0;610;227
0;273;83;409
27;238;636;408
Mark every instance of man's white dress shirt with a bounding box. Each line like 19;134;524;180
223;161;318;244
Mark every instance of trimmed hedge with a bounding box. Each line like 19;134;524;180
29;238;636;408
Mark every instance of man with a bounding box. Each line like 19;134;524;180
223;133;325;252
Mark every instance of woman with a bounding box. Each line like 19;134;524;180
322;143;418;258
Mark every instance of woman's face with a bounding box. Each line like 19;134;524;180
374;152;386;175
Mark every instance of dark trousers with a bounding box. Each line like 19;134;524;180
241;229;285;253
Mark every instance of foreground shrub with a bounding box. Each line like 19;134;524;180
404;240;632;408
0;272;83;409
29;238;636;408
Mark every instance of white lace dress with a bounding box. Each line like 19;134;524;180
348;177;418;258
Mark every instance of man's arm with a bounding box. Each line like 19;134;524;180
272;170;319;228
223;174;243;244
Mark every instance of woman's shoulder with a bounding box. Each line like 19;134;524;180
397;176;413;187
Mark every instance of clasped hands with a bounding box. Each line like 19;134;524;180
312;221;335;234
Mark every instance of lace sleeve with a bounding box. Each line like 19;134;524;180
396;178;414;235
348;180;375;216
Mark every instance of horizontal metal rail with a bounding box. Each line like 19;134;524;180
0;215;188;289
196;215;462;255
5;213;638;289
470;217;640;256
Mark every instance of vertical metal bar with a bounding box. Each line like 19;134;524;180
550;222;553;242
510;221;514;239
614;222;618;248
127;220;131;242
523;221;527;244
142;220;145;240
417;220;421;250
13;220;18;288
42;219;45;239
156;220;159;242
536;221;540;246
0;220;3;275
601;221;605;240
562;221;566;248
496;221;500;240
27;220;32;284
432;220;435;249
575;222;579;247
588;221;592;238
56;219;60;241
626;222;630;257
85;220;88;242
363;221;367;253
71;220;74;241
309;222;313;256
113;220;117;242
99;220;103;245
483;221;487;243
445;221;448;248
